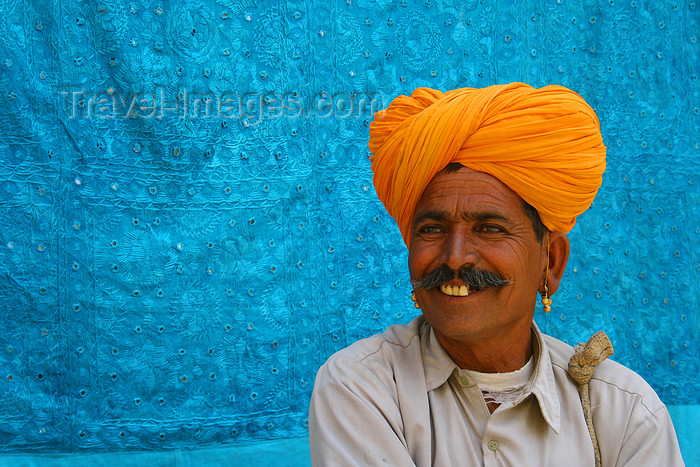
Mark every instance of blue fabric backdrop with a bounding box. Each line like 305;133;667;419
0;0;697;465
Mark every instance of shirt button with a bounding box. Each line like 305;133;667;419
488;440;499;452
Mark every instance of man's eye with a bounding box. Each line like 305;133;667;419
479;225;504;234
418;225;443;234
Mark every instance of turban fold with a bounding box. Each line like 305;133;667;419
368;82;607;247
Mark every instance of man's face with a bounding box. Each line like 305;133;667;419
408;166;547;347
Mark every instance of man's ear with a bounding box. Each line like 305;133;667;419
545;231;570;296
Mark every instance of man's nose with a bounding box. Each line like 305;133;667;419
442;227;478;271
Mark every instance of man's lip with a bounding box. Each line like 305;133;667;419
443;279;466;287
438;283;484;297
439;289;483;299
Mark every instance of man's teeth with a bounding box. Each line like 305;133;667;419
440;284;470;296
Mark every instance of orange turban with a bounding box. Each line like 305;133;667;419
368;82;607;247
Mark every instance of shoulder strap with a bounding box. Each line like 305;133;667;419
567;331;614;467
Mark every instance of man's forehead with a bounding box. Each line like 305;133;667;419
418;166;523;207
411;166;533;225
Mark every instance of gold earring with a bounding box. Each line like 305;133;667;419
411;291;420;309
542;234;552;313
541;279;552;313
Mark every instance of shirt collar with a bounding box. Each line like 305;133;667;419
529;321;561;433
418;317;458;391
419;317;562;434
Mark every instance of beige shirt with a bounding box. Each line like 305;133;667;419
309;316;684;466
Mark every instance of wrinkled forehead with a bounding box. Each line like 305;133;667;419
415;166;525;217
424;163;522;200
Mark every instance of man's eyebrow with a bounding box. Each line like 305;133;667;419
412;210;510;226
461;211;510;223
412;210;450;226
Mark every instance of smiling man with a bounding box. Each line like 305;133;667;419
309;83;684;466
408;165;561;376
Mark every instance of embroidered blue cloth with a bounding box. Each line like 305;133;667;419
0;0;697;462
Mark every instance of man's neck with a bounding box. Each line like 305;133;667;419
435;327;534;373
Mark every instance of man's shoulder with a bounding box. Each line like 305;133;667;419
313;316;429;397
328;315;426;366
542;332;666;414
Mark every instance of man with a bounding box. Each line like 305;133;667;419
309;83;684;466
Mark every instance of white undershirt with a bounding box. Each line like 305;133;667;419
458;357;535;410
